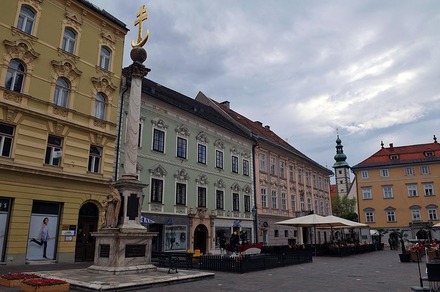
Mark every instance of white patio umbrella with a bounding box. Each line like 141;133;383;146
324;215;369;228
433;222;440;228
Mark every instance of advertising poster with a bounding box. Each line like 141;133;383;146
0;198;10;262
26;214;58;260
164;225;187;252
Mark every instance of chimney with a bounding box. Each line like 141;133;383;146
389;143;394;151
220;101;230;109
256;121;263;126
265;125;270;130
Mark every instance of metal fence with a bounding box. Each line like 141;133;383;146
198;250;313;274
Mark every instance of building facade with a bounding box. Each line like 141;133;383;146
196;94;333;246
0;0;127;265
352;137;440;241
118;78;255;254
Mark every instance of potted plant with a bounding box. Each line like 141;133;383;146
396;229;410;262
20;278;70;292
0;273;40;287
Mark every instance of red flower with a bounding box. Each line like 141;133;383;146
0;273;40;280
22;278;67;287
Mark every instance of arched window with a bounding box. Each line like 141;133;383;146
94;92;106;119
5;59;26;92
17;6;35;34
62;28;77;54
99;46;111;70
54;77;70;107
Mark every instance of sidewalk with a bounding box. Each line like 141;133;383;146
0;249;429;291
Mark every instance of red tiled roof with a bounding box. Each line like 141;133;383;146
352;141;440;169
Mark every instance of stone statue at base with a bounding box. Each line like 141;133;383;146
102;185;121;228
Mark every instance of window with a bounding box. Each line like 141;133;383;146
94;93;106;120
45;135;63;166
99;46;111;70
62;28;76;54
244;195;250;212
305;172;311;186
216;190;224;209
197;144;206;164
53;77;70;107
421;166;430;175
0;123;14;158
289;165;295;181
307;197;312;210
428;208;438;221
231;155;239;173
176;183;186;205
298;168;303;183
274;230;279;237
176;137;187;159
151;178;163;203
380;169;389;177
407;184;418;197
361;170;368;179
405;167;414;176
423;183;434;196
390;154;399;160
424;151;435;157
411;209;421;221
88;145;102;173
137;121;143;147
5;59;25;92
215;150;223;169
291;194;296;212
281;192;287;210
271;190;278;209
386;210;396;222
233;193;239;211
153;129;165;152
362;187;372;199
197;187;206;208
243;159;250;176
270;157;276;175
280;161;285;178
17;6;35;34
382;185;393;199
260;153;266;171
261;188;267;208
300;195;305;210
365;211;374;223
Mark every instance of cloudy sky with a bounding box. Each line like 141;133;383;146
90;0;439;177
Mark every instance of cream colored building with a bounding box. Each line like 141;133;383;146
352;137;440;241
0;0;127;265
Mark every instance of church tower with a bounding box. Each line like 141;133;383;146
332;135;351;197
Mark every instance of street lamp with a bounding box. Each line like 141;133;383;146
252;206;258;243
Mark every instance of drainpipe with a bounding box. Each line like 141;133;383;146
251;134;259;243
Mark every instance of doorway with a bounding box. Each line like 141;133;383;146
75;202;99;262
193;224;208;254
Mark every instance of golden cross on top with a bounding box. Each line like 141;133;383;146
131;5;150;48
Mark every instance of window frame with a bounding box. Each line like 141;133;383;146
197;186;207;208
45;135;63;166
261;188;267;208
232;193;240;211
5;59;25;93
94;92;106;120
362;187;372;199
215;150;224;169
197;143;207;164
244;195;250;212
380;169;389;177
411;209;421;222
99;46;111;70
407;184;418;197
216;190;224;210
0;123;15;158
428;208;438;221
62;27;77;54
423;183;434;196
88;145;102;173
271;190;278;209
53;77;70;108
150;178;163;203
231;155;239;173
382;185;394;199
17;6;35;34
405;167;414;176
176;137;187;159
243;159;250;176
386;209;396;222
365;211;374;223
152;128;165;153
175;182;186;205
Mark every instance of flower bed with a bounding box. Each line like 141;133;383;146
20;278;70;292
0;273;40;287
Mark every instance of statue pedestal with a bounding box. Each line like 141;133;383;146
88;228;157;275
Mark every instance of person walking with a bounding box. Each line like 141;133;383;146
30;217;50;259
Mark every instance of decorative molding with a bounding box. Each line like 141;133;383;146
3;39;40;71
149;164;167;178
230;146;239;155
196;131;209;143
3;91;22;104
214;179;226;189
174;168;190;182
91;76;116;97
243;185;252;194
231;182;241;192
151;118;168;130
6;109;16;123
64;11;82;27
175;124;190;137
214;139;225;150
242;152;250;159
51;59;82;88
195;173;208;186
93;119;105;128
56;48;79;63
53;106;68;117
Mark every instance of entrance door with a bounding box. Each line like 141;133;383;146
193;224;208;254
75;202;99;262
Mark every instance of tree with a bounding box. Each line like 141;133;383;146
331;195;358;221
395;229;408;254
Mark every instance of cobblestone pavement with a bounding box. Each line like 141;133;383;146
0;249;429;291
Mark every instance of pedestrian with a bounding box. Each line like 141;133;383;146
30;217;50;259
219;232;227;255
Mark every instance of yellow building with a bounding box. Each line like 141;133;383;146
352;137;440;240
0;0;127;265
